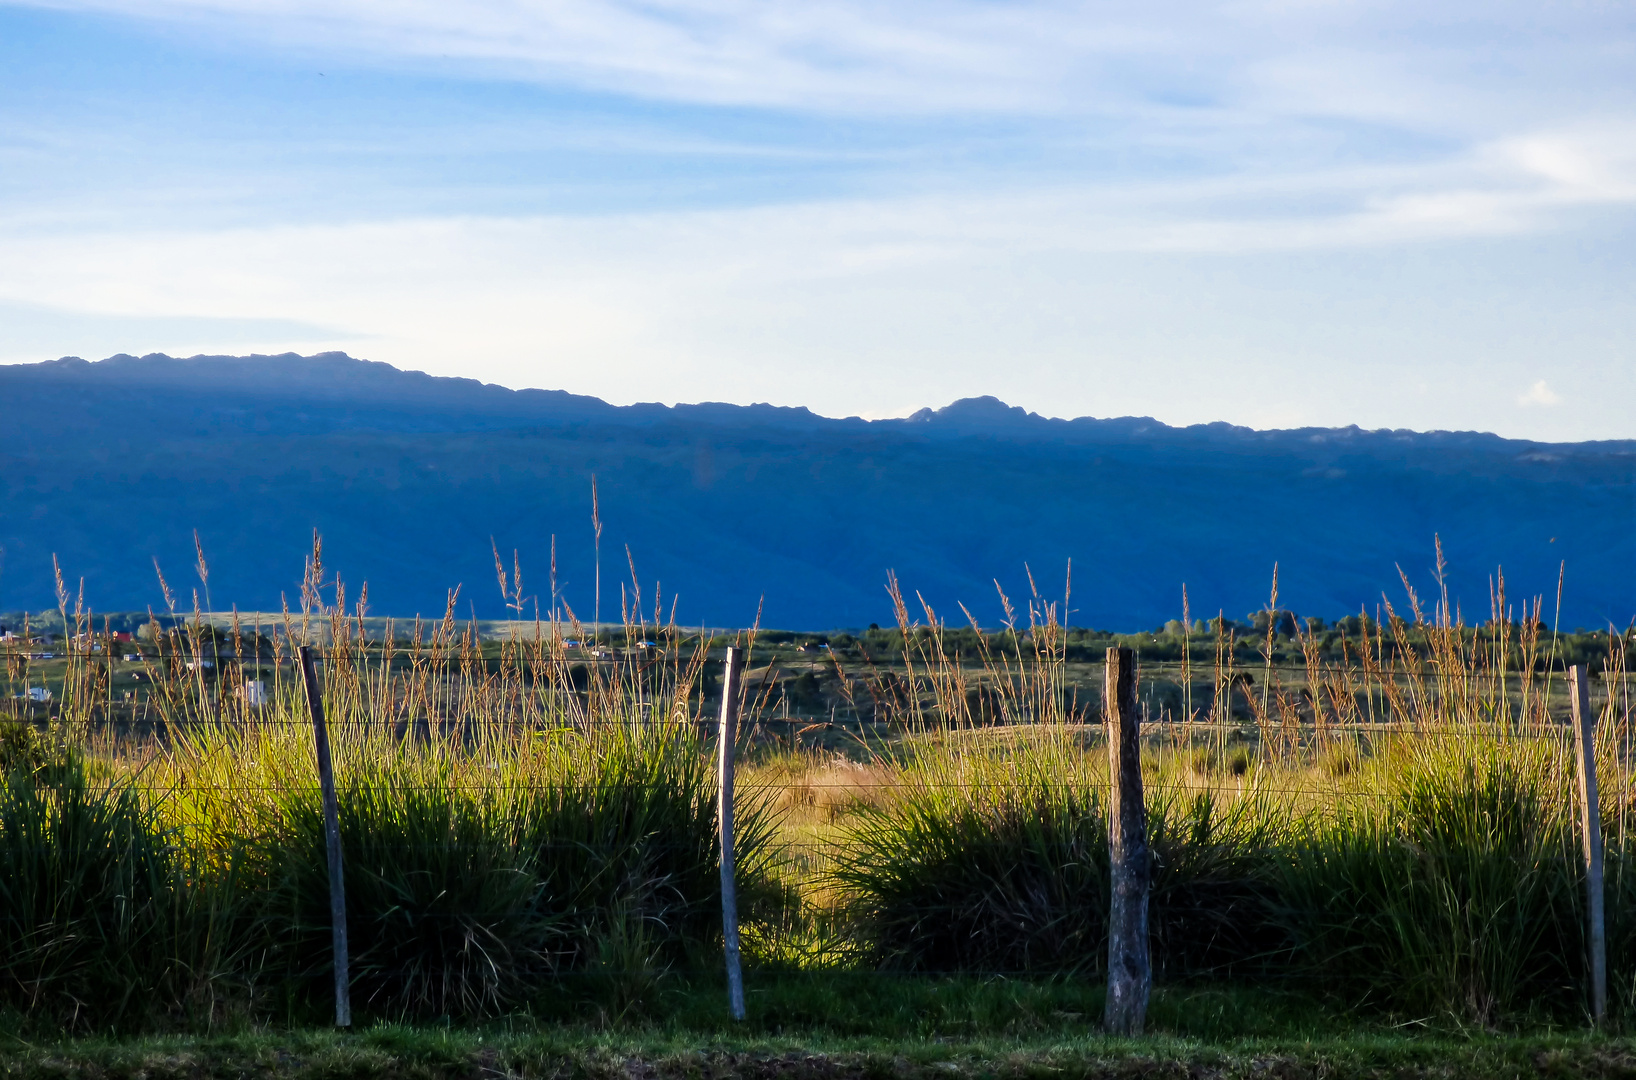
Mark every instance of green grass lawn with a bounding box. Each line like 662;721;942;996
5;976;1633;1080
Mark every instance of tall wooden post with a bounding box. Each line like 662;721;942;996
1104;646;1150;1036
299;645;351;1028
717;646;747;1021
1571;664;1606;1022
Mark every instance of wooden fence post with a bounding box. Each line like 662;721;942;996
1571;664;1606;1023
1104;645;1150;1036
717;645;747;1021
299;645;351;1029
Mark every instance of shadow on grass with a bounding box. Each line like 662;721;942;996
638;972;1345;1042
2;974;1631;1080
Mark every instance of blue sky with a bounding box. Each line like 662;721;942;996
1;0;1632;439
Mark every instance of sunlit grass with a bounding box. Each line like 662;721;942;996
0;539;1633;1030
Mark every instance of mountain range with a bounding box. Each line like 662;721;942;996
1;352;1630;631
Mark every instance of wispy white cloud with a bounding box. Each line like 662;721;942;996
11;0;1143;112
4;121;1631;292
1123;123;1636;251
7;0;1634;236
12;0;1633;124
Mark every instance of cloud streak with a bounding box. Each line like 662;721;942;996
14;0;1635;124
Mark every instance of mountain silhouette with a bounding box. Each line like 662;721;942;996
1;352;1630;630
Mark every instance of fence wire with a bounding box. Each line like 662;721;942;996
2;612;1635;1030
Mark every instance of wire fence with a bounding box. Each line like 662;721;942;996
2;574;1636;1032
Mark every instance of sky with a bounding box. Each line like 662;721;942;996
0;0;1633;440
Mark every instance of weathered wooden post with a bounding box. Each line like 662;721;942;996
1571;663;1606;1022
1104;645;1150;1035
717;646;747;1021
299;645;351;1028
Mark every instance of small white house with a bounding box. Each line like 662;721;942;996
25;687;51;702
237;680;268;707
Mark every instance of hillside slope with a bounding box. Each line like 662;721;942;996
1;352;1630;629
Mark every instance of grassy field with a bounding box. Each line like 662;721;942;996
1;544;1634;1061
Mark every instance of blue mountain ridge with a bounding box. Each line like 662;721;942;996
1;351;1630;631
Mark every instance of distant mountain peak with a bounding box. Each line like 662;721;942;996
908;395;1041;429
6;351;1627;452
0;349;1629;629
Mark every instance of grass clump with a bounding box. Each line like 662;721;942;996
831;730;1109;974
1278;735;1583;1025
825;726;1610;1026
151;717;781;1025
0;749;240;1029
255;752;558;1021
830;729;1282;978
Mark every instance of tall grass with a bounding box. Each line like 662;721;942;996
0;741;245;1029
831;728;1110;974
830;729;1283;978
822;725;1619;1023
0;720;776;1028
253;749;558;1020
1277;736;1583;1023
0;543;784;1027
132;707;782;1023
2;539;1633;1030
815;553;1634;1025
